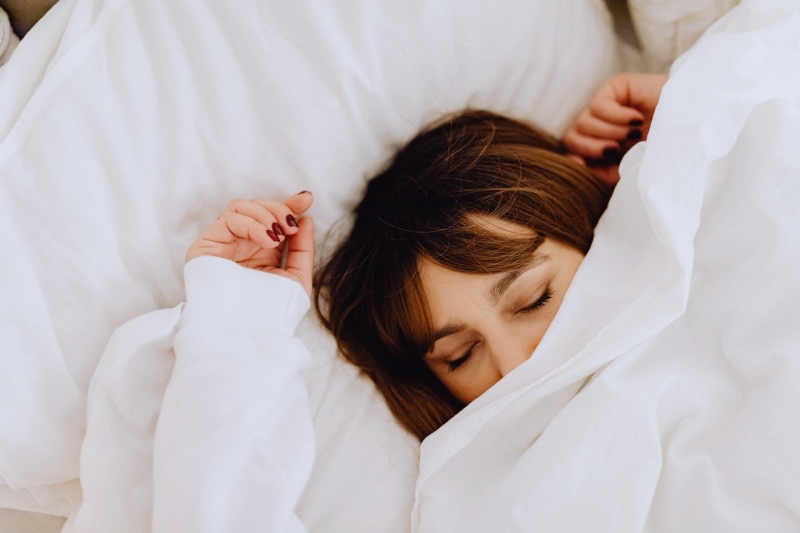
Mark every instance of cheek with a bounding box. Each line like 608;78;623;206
429;360;497;404
549;256;583;305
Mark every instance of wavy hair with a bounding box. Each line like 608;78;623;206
314;110;611;440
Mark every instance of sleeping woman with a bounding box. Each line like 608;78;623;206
185;72;667;434
160;71;666;530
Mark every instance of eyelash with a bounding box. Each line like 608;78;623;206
447;343;476;372
446;287;553;372
516;286;553;315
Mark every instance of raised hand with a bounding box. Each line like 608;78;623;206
564;73;668;185
186;191;315;296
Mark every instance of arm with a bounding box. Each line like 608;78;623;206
152;193;315;533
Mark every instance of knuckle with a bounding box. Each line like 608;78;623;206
574;120;591;135
257;198;282;212
589;99;605;114
226;198;244;210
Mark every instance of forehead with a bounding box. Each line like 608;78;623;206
418;237;579;318
418;216;538;310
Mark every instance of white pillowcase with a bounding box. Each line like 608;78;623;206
628;0;741;71
0;0;618;528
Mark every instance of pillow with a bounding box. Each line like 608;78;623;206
628;0;741;71
0;0;619;528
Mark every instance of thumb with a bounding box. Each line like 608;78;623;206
284;216;314;297
283;191;313;215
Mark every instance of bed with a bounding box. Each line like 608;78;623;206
2;0;798;531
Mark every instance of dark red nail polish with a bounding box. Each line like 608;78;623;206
272;223;284;237
602;147;621;160
629;119;644;126
286;214;299;227
297;190;311;195
627;129;642;140
267;230;279;242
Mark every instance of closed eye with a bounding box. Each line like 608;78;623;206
447;342;477;372
516;286;552;315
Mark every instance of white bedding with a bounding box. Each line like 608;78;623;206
0;0;619;530
6;0;799;530
47;0;800;526
414;1;800;530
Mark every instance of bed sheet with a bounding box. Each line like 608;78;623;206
413;0;800;530
0;0;618;530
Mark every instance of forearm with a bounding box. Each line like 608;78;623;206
152;257;313;533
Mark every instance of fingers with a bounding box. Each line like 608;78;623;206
590;75;647;125
562;73;668;189
564;84;646;162
189;195;315;293
282;190;313;216
283;216;315;296
575;110;632;141
589;96;645;126
217;212;277;249
564;127;620;161
224;198;300;243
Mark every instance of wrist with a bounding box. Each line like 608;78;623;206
182;256;310;336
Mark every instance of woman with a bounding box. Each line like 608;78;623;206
182;73;667;441
157;72;665;530
312;109;612;440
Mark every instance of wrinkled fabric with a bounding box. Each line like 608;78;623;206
413;1;800;531
0;0;617;528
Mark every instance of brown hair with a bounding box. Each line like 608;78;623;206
314;110;611;440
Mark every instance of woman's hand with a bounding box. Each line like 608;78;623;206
186;191;315;296
564;73;668;185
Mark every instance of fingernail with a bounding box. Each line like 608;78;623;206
267;230;279;242
629;119;644;126
297;190;312;196
602;147;621;160
286;214;299;227
272;223;284;237
627;129;642;140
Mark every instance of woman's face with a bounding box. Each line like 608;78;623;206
420;221;584;403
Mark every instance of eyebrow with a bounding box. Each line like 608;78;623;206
430;253;549;343
486;253;547;305
433;323;467;341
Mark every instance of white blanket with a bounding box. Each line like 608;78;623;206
8;0;800;530
0;0;618;530
414;1;800;531
69;1;800;530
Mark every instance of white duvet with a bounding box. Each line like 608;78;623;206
0;0;618;530
71;1;800;530
3;0;800;530
414;1;800;531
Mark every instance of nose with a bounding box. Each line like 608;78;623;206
486;334;537;377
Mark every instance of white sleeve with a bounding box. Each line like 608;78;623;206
152;256;313;533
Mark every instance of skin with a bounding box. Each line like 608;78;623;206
563;72;668;186
420;219;584;403
187;191;315;297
